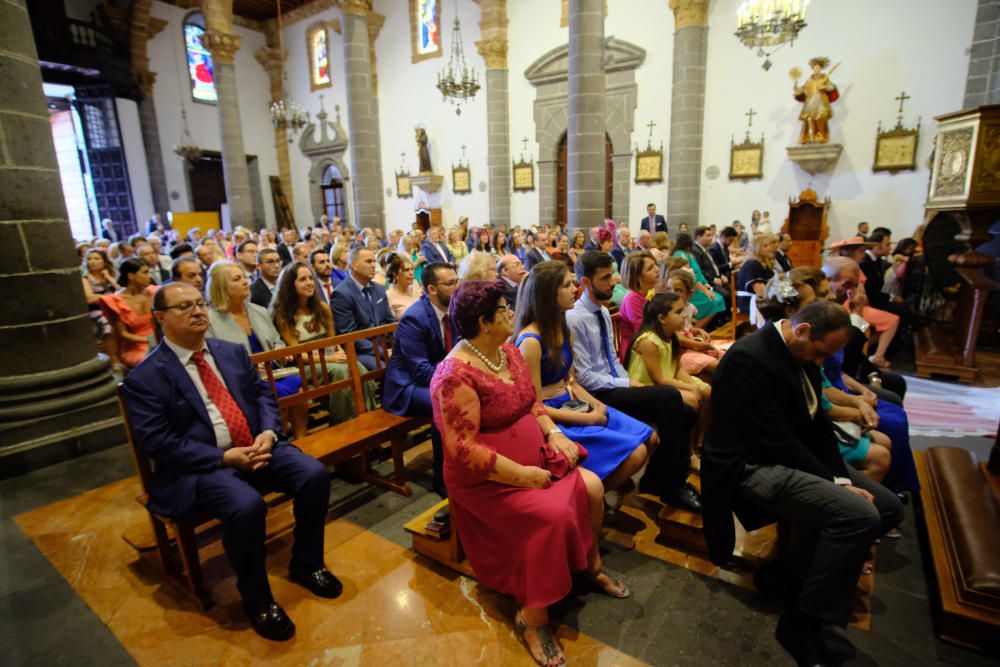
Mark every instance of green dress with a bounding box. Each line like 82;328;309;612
672;250;726;320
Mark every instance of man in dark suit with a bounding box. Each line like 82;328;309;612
856;221;870;240
638;203;668;237
702;300;902;665
775;233;794;273
275;228;298;266
860;230;909;320
497;254;526;311
524;229;552;271
708;226;739;279
250;248;282;309
420;225;454;264
383;262;459;497
310;249;335;304
331;247;395;370
692;226;730;304
121;283;340;641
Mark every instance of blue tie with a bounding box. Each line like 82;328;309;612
595;311;618;377
362;285;375;320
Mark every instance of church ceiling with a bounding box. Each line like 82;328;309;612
231;0;315;21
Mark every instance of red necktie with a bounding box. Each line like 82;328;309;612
191;351;254;448
442;314;453;351
324;282;333;299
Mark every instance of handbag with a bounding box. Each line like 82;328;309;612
831;421;863;449
540;442;589;481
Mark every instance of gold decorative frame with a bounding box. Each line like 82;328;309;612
512;159;534;192
306;21;333;92
409;0;443;64
635;147;663;183
452;162;471;194
396;170;412;198
873;120;920;173
730;133;764;180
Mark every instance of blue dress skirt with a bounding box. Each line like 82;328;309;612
249;331;302;398
515;333;652;480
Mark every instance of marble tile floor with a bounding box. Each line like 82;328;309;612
2;437;998;666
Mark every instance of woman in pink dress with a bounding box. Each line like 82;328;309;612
431;280;628;667
616;250;658;363
99;257;153;371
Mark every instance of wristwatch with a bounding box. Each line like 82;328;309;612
544;427;561;441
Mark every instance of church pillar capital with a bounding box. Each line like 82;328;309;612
475;37;508;71
669;0;709;29
202;29;241;63
367;10;385;97
133;67;157;97
254;46;286;102
341;0;373;17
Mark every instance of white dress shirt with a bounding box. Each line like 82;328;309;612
163;337;234;449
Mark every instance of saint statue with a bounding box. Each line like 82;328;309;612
415;126;432;173
791;57;840;144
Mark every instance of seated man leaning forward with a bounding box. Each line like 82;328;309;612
121;283;341;642
701;300;903;667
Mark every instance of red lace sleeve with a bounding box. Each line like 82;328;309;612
431;370;498;476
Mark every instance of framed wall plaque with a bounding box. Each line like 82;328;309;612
512;159;535;191
729;134;764;180
452;163;471;194
635;148;663;183
873;121;920;173
396;170;412;198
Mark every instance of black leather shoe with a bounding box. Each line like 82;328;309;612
663;483;702;513
775;611;833;667
290;568;343;599
244;602;295;641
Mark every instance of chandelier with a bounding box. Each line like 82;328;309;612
173;109;202;162
436;9;480;115
735;0;809;70
269;0;309;140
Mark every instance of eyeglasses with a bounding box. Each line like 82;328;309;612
431;279;459;288
160;299;208;314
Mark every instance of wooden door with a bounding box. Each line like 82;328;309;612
189;152;226;214
557;132;613;226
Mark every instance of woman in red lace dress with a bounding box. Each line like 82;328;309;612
431;280;628;667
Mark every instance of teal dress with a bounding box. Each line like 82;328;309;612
673;250;726;320
514;332;651;480
820;370;871;465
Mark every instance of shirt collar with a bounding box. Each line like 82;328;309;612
350;274;369;291
576;292;603;313
431;300;448;323
163;335;207;365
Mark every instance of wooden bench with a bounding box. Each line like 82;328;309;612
118;323;429;608
710;272;749;340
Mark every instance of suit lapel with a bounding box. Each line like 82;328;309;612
761;325;811;424
422;298;445;354
157;343;213;428
207;339;257;431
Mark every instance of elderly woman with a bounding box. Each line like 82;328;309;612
431;281;626;667
100;257;153;372
329;242;350;287
205;261;308;440
457;250;497;282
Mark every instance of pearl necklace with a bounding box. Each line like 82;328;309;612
464;339;506;373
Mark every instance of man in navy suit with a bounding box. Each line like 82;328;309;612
383;262;459;497
121;283;339;642
310;249;335;304
420;225;454;264
331;247;396;370
638;203;668;237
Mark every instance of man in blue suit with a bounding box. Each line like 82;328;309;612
120;283;339;642
420;225;454;264
383;262;459;497
638;202;668;237
331;247;396;370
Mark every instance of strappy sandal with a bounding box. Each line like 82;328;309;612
588;568;630;598
515;612;565;666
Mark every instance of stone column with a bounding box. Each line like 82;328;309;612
667;0;709;229
965;0;1000;107
342;0;384;230
255;45;294;221
538;159;559;225
566;0;606;233
134;69;171;220
201;28;255;229
0;0;121;476
476;0;511;228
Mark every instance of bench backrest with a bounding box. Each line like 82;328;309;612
249;322;398;416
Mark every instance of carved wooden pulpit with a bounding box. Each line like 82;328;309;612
782;188;829;269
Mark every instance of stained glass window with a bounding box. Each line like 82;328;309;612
184;16;216;105
410;0;441;62
309;26;331;91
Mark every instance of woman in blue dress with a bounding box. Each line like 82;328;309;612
513;261;652;497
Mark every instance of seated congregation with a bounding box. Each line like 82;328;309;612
102;215;920;666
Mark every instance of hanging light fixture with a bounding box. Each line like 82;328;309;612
269;0;309;140
435;6;480;115
734;0;810;71
174;109;203;162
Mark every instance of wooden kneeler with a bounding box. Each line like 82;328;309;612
404;499;475;578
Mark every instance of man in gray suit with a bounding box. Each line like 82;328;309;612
331;247;395;370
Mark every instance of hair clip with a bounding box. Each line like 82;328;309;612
767;277;798;303
645;289;656;302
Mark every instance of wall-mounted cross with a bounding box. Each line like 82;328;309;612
895;91;911;114
400;151;406;165
460;144;467;159
522;136;530;154
746;108;757;127
646;120;656;138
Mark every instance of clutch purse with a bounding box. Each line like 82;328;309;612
540;442;589;481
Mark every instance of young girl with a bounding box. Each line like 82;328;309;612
665;269;726;377
625;292;711;448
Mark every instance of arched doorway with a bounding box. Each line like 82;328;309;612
321;164;346;223
556;132;614;227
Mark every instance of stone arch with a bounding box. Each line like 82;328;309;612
525;36;645;225
299;102;352;226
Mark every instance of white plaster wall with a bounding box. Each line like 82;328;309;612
116;98;154;226
700;0;977;240
147;0;279;229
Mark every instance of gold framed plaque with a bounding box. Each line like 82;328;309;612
396;170;412;198
635;149;663;183
873;122;920;173
730;134;764;180
452;163;471;194
512;159;534;191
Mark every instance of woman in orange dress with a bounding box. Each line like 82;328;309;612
100;258;153;371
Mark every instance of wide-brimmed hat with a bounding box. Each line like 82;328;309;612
826;235;875;252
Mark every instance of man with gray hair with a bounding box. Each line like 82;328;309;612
497;254;527;310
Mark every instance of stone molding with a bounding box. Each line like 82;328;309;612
669;0;709;29
202;29;241;63
525;36;645;86
476;36;508;71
